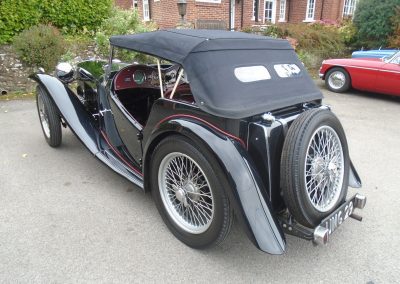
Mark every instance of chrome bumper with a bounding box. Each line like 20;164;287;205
279;194;367;245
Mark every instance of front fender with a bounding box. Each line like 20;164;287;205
30;73;99;154
143;118;286;254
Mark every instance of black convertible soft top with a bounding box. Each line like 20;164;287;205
110;30;323;118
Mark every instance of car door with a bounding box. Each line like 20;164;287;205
376;54;400;96
107;92;143;163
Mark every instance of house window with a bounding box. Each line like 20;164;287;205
264;0;274;23
253;0;257;20
279;0;286;21
143;0;150;21
343;0;357;17
305;0;316;21
133;0;138;8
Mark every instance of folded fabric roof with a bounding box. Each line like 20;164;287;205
110;30;323;119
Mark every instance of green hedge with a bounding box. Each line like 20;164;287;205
39;0;113;34
0;0;113;44
0;0;41;43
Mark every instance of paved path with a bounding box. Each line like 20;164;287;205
1;85;399;283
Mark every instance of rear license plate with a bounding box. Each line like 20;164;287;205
320;195;356;235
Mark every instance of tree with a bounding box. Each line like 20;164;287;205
353;0;400;48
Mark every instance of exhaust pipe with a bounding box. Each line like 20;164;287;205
1;89;7;96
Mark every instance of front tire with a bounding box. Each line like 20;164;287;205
280;109;349;227
36;85;62;147
150;135;233;249
325;67;351;93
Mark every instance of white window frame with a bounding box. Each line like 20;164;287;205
264;0;276;24
195;0;221;3
279;0;286;22
304;0;316;22
132;0;138;8
143;0;150;21
343;0;357;17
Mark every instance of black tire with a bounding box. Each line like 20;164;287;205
325;67;351;93
150;135;233;249
280;109;349;228
36;85;62;147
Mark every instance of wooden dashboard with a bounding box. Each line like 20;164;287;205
114;65;160;91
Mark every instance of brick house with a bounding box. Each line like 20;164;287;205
115;0;357;30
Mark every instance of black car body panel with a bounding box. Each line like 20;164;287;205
145;115;286;254
30;74;144;188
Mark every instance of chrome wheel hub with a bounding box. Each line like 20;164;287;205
158;152;214;234
305;126;344;212
175;188;188;207
328;71;346;90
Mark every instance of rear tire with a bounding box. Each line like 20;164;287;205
36;85;62;147
280;109;349;227
150;135;233;249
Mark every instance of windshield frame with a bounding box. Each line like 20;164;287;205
383;51;400;63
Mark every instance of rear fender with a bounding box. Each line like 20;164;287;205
143;117;286;255
30;73;99;154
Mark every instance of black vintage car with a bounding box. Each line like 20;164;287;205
31;29;366;255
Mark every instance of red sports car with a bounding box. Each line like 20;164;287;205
319;51;400;96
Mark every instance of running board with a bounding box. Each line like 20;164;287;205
95;149;144;189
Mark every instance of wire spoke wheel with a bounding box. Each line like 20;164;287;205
305;126;344;212
151;136;232;248
35;85;62;147
37;93;51;138
281;109;349;227
158;152;214;234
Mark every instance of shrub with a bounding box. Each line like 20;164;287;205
353;0;400;48
263;23;347;72
338;19;358;46
95;8;157;61
13;24;65;71
0;0;41;44
388;6;400;48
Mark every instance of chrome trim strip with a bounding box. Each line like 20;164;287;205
331;64;400;74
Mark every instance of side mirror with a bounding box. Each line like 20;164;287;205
55;62;74;83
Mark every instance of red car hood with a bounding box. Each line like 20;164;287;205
323;57;384;68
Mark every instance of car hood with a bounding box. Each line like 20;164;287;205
323;58;384;68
